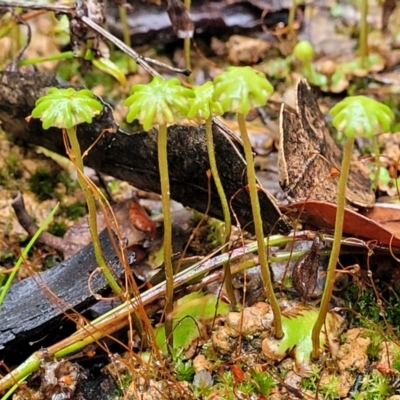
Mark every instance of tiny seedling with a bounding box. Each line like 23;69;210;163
31;87;121;295
213;66;283;338
311;95;394;357
293;40;327;88
125;76;194;348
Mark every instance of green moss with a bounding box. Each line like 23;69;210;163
43;254;62;269
63;201;87;221
344;285;381;328
113;371;132;397
363;331;383;361
29;167;58;201
301;364;321;392
174;358;195;382
193;381;213;398
58;170;79;194
344;283;400;335
392;347;400;372
0;153;23;188
320;374;340;400
385;291;400;334
250;369;276;396
191;212;225;250
360;371;394;400
48;221;68;237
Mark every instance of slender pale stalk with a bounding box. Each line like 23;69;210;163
118;5;135;72
184;0;191;73
359;0;368;67
312;137;355;357
372;135;381;190
287;1;296;37
205;117;235;306
238;113;283;339
157;124;174;349
18;51;73;66
184;38;191;71
66;127;121;295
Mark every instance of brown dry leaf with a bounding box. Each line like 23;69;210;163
62;198;155;258
359;203;400;237
278;79;375;208
226;35;271;65
283;200;400;248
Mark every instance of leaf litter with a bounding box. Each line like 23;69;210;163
1;0;400;399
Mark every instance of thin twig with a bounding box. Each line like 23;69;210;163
141;55;191;76
0;1;71;13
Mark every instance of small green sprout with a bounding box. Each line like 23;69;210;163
31;88;121;295
293;40;314;65
312;95;394;357
293;41;327;87
213;66;283;338
125;76;194;349
188;82;236;306
301;364;321;391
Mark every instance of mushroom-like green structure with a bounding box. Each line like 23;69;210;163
213;66;284;338
187;82;236;306
125;76;194;348
31;88;121;295
311;96;393;357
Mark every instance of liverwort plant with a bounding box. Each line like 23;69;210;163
31;88;121;295
124;76;194;348
213;66;283;338
293;41;327;88
187;81;236;306
311;95;393;357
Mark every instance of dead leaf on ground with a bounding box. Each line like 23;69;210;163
282;200;400;249
226;35;271;65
